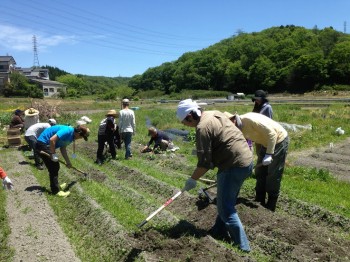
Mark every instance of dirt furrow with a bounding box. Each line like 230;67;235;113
2;150;80;262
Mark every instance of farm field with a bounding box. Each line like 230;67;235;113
0;96;350;261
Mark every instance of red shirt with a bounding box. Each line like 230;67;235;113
0;167;7;179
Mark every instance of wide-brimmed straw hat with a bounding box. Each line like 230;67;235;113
106;109;117;117
24;108;39;116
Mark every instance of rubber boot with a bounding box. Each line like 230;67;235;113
254;191;266;205
265;195;278;212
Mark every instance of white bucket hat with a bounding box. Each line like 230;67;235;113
176;99;201;121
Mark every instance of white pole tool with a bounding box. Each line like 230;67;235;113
137;190;182;228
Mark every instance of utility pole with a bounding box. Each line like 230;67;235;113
344;21;347;34
33;35;40;68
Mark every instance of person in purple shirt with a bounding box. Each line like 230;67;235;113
36;125;90;197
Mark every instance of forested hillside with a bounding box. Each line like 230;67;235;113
9;25;350;99
129;25;350;95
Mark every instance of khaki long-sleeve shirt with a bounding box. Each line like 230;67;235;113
196;111;252;171
240;112;288;155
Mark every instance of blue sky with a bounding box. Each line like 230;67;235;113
0;0;349;77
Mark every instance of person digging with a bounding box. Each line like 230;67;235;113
224;111;289;212
24;119;57;170
35;124;90;197
177;99;253;252
95;109;118;165
141;127;174;153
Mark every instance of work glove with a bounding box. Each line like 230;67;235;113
3;176;14;190
182;177;197;192
51;153;59;162
262;154;273;166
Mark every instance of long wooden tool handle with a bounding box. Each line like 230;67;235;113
137;191;182;228
39;151;87;177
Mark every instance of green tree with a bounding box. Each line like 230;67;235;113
56;74;86;97
248;56;277;92
3;72;43;98
290;53;327;92
328;41;350;84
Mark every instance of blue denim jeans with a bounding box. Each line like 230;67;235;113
214;162;253;251
121;132;132;159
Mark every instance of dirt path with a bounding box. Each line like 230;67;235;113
2;150;80;262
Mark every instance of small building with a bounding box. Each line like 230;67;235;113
0;56;16;92
30;79;66;97
15;66;65;97
227;92;245;100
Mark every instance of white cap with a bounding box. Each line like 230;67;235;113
176;99;201;121
80;116;92;123
76;120;87;125
122;98;130;104
48;118;57;125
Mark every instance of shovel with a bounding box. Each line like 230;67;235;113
39;151;89;178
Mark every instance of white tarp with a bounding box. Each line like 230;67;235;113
279;122;312;132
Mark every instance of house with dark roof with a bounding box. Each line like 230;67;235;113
0;56;16;92
0;55;66;97
15;66;66;97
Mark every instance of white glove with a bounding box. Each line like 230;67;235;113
3;176;14;190
51;153;59;162
182;178;197;192
262;154;273;166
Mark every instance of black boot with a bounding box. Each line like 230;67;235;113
254;191;266;205
265;195;278;212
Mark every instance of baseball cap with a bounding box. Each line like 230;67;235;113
122;98;130;104
48;119;57;125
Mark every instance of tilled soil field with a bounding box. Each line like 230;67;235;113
1;137;350;261
290;137;350;182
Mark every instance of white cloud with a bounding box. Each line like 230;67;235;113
0;24;77;52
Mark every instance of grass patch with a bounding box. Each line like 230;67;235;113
0;188;14;261
283;166;350;218
80;180;145;230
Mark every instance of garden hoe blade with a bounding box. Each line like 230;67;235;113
137;190;182;228
198;183;217;203
39;151;89;179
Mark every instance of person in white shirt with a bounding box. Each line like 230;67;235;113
24;108;40;130
118;99;135;160
24;119;56;170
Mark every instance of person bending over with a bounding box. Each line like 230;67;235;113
141;127;173;153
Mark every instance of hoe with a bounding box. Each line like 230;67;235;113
39;151;89;178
